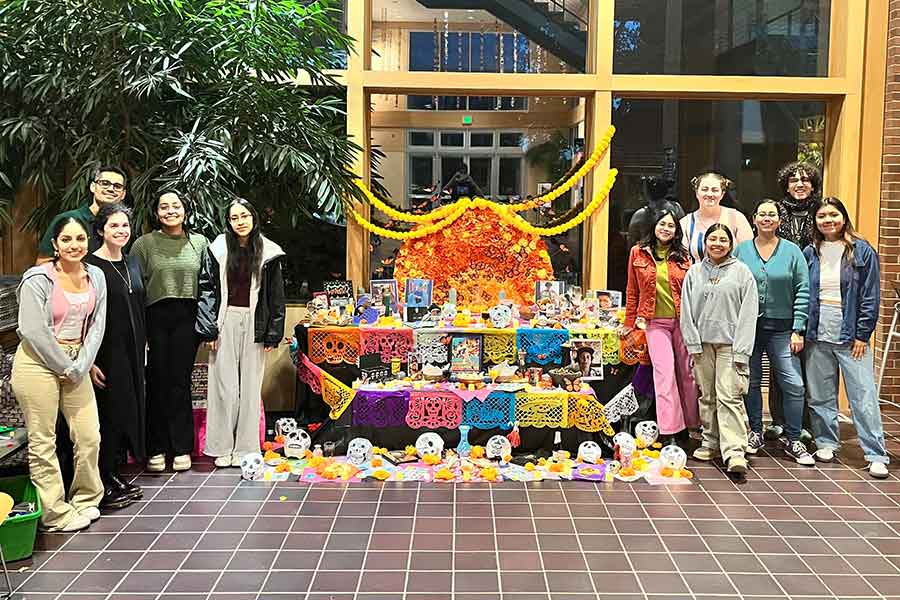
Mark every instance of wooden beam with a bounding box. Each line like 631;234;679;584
361;71;603;96
611;75;850;99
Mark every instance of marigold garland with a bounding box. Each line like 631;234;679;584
345;199;469;241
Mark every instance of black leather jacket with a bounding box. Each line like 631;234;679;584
195;234;286;347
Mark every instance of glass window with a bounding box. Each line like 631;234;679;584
409;131;434;146
607;98;826;293
613;0;830;76
498;158;523;197
469;157;492;194
440;132;465;147
441;156;467;183
470;132;494;147
409;156;434;196
500;132;524;148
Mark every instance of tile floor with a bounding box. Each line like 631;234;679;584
7;409;900;600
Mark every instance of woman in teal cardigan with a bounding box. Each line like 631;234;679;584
734;199;812;465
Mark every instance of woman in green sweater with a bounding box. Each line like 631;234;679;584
734;199;812;465
130;192;209;472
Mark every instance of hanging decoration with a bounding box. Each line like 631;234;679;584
432;18;440;109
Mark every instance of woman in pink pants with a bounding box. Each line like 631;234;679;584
624;210;700;445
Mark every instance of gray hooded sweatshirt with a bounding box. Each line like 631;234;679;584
16;263;107;383
679;255;758;363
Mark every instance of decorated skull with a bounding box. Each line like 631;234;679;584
415;432;445;458
488;303;513;329
240;452;264;481
612;431;637;455
346;437;374;466
275;417;298;437
485;435;512;460
659;444;687;472
606;460;621;474
578;440;603;464
283;428;311;459
635;421;659;448
440;302;457;321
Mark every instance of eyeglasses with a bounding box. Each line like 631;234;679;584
95;179;125;192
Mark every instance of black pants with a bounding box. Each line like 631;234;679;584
146;299;200;456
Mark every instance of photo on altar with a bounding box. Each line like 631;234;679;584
449;334;483;373
535;280;566;304
370;279;399;309
324;279;353;308
566;340;604;381
592;289;622;310
405;278;433;308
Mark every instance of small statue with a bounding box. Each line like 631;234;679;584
626;176;685;249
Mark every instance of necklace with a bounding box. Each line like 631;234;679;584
104;257;133;294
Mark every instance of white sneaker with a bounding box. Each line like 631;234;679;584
814;448;835;463
79;506;101;522
147;454;166;472
59;513;91;532
869;462;889;479
172;454;191;471
214;455;232;468
231;454;242;467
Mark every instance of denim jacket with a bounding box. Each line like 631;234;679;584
804;239;880;344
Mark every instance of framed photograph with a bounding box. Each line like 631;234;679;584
449;334;483;373
312;291;329;308
404;306;430;323
592;289;623;310
535;280;566;304
370;279;399;310
323;279;353;308
404;278;433;308
536;182;553;196
567;340;604;381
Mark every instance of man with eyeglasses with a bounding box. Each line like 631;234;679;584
36;165;127;263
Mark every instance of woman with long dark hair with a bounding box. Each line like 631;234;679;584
680;224;758;476
196;199;286;467
804;197;889;478
624;209;699;445
13;217;106;531
131;191;209;472
85;204;147;508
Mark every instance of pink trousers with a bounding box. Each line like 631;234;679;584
646;318;700;434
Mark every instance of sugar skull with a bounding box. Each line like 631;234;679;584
612;432;636;459
488;303;513;329
415;432;444;458
275;417;298;437
485;435;512;460
635;421;659;448
659;444;687;472
283;428;311;459
441;302;457;321
578;440;603;464
240;452;264;481
606;460;621;474
346;437;374;466
323;337;348;364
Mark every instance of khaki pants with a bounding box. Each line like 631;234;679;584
692;343;749;464
12;342;103;529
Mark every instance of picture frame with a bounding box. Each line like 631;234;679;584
449;334;483;373
592;289;623;310
404;278;433;308
370;279;399;311
535;280;566;304
323;279;353;308
536;182;553;196
567;340;604;381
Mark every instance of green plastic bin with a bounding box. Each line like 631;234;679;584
0;475;41;562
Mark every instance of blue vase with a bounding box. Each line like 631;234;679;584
456;425;472;458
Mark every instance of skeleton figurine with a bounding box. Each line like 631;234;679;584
612;431;636;470
240;452;264;481
488;303;513;329
275;417;298;438
485;435;512;460
578;440;604;464
634;421;660;449
283;428;311;459
346;437;374;466
415;432;445;459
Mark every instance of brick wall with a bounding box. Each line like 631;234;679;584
875;0;900;402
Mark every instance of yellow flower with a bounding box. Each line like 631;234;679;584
371;469;391;481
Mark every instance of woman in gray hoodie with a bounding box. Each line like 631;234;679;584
680;223;759;476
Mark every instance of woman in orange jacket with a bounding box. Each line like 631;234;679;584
624;210;700;443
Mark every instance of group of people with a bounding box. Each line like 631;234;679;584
625;163;889;480
11;166;286;532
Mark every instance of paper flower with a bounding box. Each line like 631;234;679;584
274;434;285;443
524;462;535;471
263;441;274;452
435;467;455;481
469;446;485;459
423;454;441;466
263;449;280;462
371;469;391;481
275;462;291;473
405;445;417;457
481;467;500;481
371;457;383;467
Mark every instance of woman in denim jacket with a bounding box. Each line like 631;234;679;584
804;197;888;479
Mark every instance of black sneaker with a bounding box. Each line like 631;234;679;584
747;431;764;455
784;440;815;466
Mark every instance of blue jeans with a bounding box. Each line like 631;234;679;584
746;321;805;441
805;340;889;464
